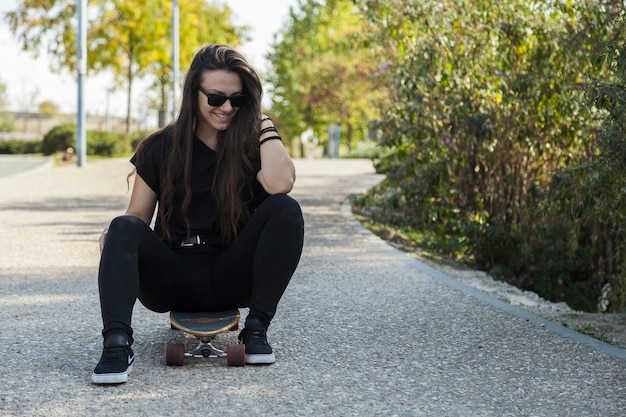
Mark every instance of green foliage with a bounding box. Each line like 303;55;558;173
87;131;127;156
38;100;60;116
0;77;8;110
356;0;625;311
540;38;626;311
0;139;41;154
267;0;387;153
0;78;11;131
42;124;76;155
41;124;127;157
0;112;15;132
129;129;154;152
5;1;247;132
341;140;384;159
143;0;247;116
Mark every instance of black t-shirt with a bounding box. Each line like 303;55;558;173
130;129;267;247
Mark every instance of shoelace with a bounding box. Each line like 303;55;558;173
239;328;268;345
100;346;130;365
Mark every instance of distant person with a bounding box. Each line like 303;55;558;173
91;44;304;384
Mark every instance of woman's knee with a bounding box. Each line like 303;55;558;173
106;216;152;246
108;215;148;234
261;194;303;221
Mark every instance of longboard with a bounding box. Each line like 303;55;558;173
166;310;245;366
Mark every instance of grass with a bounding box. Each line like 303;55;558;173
574;324;611;343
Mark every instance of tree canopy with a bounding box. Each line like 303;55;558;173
266;0;387;153
5;0;248;132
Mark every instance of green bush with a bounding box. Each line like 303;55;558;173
357;0;625;312
41;124;128;157
342;141;383;159
87;131;125;156
129;130;151;153
0;139;41;154
41;124;75;155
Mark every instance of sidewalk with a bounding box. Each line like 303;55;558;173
0;158;624;417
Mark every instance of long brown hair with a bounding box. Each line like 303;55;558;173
136;44;262;246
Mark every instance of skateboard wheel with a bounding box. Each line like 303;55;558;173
165;343;185;366
226;344;246;367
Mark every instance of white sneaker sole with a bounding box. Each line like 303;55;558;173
91;363;133;384
245;353;275;364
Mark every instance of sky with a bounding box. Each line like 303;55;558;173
0;0;298;121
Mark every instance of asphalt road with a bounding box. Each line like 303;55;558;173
0;158;624;417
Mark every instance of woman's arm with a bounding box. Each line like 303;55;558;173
124;174;158;223
99;174;158;252
256;115;296;195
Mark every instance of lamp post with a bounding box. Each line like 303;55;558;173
172;0;179;122
76;0;87;166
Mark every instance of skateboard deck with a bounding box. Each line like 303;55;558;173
166;309;245;366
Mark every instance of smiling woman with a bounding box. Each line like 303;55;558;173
195;69;248;149
91;44;304;384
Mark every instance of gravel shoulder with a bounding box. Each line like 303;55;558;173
427;258;626;349
354;217;626;350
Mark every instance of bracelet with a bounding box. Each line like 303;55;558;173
261;116;272;123
260;126;278;136
259;135;282;146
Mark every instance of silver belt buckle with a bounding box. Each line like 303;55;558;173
180;235;201;247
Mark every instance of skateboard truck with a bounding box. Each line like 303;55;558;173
166;310;246;367
186;336;229;359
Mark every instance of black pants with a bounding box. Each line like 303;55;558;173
98;194;304;342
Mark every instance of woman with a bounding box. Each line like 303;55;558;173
92;44;304;384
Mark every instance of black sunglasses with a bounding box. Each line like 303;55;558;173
198;87;249;108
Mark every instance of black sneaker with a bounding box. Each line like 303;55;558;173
91;345;134;384
238;325;275;364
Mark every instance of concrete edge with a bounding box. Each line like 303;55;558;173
341;199;626;364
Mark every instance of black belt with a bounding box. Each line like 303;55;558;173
168;235;208;247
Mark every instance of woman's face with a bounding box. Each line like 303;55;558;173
196;69;244;140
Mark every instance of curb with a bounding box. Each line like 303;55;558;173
341;199;626;363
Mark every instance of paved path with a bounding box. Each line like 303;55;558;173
0;155;52;179
0;158;624;417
